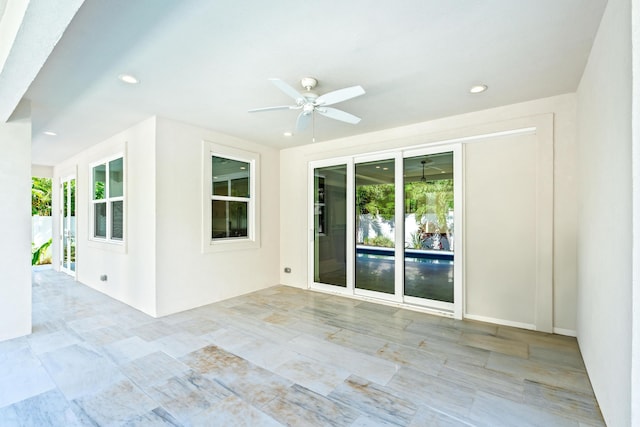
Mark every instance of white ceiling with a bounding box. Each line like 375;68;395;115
12;0;607;165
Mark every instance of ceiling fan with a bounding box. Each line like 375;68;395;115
248;77;365;135
420;158;445;182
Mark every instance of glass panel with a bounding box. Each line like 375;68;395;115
93;164;106;200
230;177;249;197
111;201;123;240
69;179;76;271
355;159;395;294
109;158;124;198
212;200;248;239
62;181;68;269
313;165;347;287
212;156;250;197
403;152;454;302
94;202;107;238
213;181;228;196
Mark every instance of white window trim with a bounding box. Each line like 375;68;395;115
202;140;260;252
89;153;126;246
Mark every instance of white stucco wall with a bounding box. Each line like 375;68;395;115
53;117;158;316
153;117;280;316
280;94;578;333
576;0;633;425
0;102;31;341
632;0;640;423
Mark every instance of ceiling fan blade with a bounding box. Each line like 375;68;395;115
296;112;312;132
248;105;297;113
269;78;306;104
316;107;361;124
316;85;365;106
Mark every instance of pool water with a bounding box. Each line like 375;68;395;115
355;252;454;303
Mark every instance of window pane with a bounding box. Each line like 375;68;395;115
403;152;455;302
313;165;347;287
109;158;124;198
355;158;395;294
93;164;106;200
213;181;228;196
230;177;249;197
94;203;107;238
212;156;250;197
111;201;123;240
212;200;248;239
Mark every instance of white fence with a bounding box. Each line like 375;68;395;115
32;216;52;247
358;213;454;250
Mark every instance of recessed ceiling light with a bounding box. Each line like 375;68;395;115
43;131;57;136
283;132;293;137
240;166;246;170
469;84;488;94
118;74;139;84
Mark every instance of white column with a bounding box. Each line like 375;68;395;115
0;101;32;341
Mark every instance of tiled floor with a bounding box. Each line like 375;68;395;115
0;268;604;426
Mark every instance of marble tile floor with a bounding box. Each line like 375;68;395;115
0;268;605;426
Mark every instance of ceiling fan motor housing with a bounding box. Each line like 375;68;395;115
300;77;318;90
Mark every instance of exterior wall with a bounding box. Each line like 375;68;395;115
53;117;158;316
153;117;280;316
632;0;640;423
576;0;633;425
280;94;578;334
0;102;31;341
31;164;53;178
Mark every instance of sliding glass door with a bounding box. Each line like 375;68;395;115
313;163;348;287
355;157;396;296
403;152;455;307
61;175;76;276
310;145;461;316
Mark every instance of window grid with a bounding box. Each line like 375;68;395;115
210;154;253;241
91;156;124;243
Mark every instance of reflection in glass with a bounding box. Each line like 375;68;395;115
313;165;347;287
93;164;106;200
212;157;250;197
355;159;395;294
109;158;124;198
212;200;248;238
403;152;454;302
111;201;124;240
94;203;107;238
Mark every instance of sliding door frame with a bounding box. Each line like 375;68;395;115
308;156;355;296
308;143;463;319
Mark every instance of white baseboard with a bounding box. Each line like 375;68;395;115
464;313;536;331
464;313;578;337
552;327;577;337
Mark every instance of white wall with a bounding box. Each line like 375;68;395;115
154;118;280;316
31;164;53;178
280;94;578;333
53;117;158;316
632;0;640;424
0;101;31;341
576;0;633;425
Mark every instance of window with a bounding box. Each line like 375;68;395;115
91;156;125;243
211;156;250;239
203;142;259;251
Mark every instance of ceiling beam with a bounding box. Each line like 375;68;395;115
0;0;85;123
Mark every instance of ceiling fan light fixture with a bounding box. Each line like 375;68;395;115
469;84;488;94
